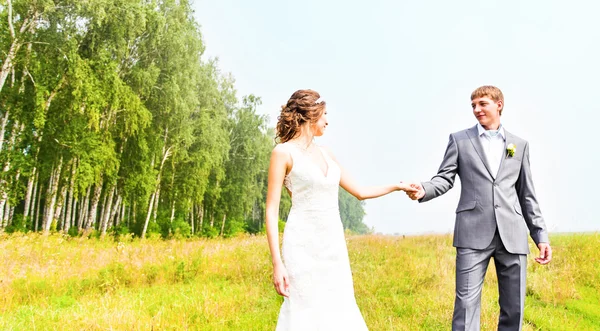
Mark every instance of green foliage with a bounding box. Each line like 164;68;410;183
171;219;192;239
339;189;371;234
97;262;132;293
0;0;370;238
4;215;29;233
223;218;246;238
49;220;58;232
67;226;80;237
87;229;101;239
111;223;132;240
145;221;161;236
278;219;286;233
203;226;219;239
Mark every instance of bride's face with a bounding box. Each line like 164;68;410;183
311;109;328;136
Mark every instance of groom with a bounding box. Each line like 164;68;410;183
407;86;552;331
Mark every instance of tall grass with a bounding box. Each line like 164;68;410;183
0;232;598;330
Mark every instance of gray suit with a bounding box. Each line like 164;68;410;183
420;125;549;331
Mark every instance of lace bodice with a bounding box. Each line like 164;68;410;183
283;142;341;214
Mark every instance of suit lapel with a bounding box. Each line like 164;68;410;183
466;125;494;179
495;129;511;180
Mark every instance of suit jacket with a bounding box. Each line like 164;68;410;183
421;125;549;254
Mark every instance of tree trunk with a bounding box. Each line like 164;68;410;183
78;186;91;230
59;199;66;230
71;199;77;231
132;201;136;229
41;167;56;232
170;194;176;223
34;182;42;232
141;146;172;238
190;204;194;235
42;156;63;233
114;200;121;227
0;110;9;153
8;205;15;227
152;185;160;223
169;169;176;225
167;194;175;236
64;160;77;233
53;181;68;230
141;191;156;238
99;190;108;228
0;120;19;225
85;179;103;230
98;187;109;231
199;204;204;231
2;201;10;228
118;200;125;227
29;171;39;229
6;154;22;227
100;185;115;236
23;166;37;220
109;194;122;227
220;213;227;236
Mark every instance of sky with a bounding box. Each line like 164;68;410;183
192;0;599;235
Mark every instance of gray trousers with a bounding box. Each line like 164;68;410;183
452;232;527;331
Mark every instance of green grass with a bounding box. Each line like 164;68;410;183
0;232;598;330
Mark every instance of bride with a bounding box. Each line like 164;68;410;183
265;89;416;330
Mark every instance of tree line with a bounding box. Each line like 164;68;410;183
0;0;370;238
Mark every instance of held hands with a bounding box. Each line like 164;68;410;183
535;243;552;265
272;262;290;297
402;182;425;200
398;182;419;193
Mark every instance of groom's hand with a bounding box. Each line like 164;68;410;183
535;243;552;265
405;182;425;200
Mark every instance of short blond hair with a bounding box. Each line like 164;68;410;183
471;86;504;115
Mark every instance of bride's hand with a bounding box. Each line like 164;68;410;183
273;262;290;297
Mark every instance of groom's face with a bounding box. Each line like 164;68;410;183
472;96;502;129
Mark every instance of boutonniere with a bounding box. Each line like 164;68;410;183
506;143;516;158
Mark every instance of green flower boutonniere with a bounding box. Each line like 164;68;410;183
506;143;516;157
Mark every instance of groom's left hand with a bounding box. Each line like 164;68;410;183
535;243;552;265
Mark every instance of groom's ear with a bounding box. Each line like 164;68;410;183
497;100;504;115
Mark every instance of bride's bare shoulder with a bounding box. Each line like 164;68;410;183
273;142;289;152
271;143;292;160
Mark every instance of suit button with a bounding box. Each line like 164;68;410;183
494;205;500;209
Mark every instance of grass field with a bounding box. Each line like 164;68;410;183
0;232;598;330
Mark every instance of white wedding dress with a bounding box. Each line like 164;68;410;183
276;142;368;331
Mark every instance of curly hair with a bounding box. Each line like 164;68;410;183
276;89;326;143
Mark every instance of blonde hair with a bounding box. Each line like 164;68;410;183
471;86;504;115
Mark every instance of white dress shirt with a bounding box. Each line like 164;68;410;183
477;123;505;178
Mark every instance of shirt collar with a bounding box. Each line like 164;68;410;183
477;123;506;140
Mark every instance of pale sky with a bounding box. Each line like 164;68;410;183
192;0;599;235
